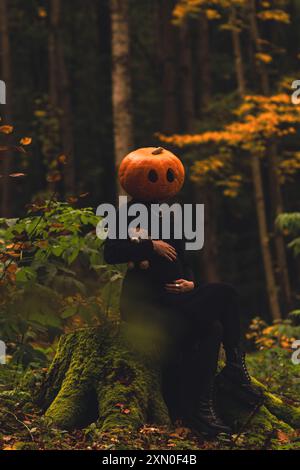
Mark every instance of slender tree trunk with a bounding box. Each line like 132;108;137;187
110;0;134;195
231;5;281;320
47;0;60;194
56;18;76;193
195;15;220;281
49;0;76;195
159;0;179;134
248;0;269;95
179;16;220;281
201;185;220;282
0;0;12;217
197;12;212;114
179;19;195;132
251;155;282;321
248;0;292;313
268;143;292;312
49;0;59;109
230;6;246;97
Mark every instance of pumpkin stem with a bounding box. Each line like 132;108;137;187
152;147;164;155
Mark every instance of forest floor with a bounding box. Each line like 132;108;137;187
0;346;300;451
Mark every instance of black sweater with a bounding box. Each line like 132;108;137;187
103;201;194;286
103;201;196;320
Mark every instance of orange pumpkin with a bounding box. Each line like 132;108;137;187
118;147;185;201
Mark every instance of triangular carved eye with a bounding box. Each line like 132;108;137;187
148;169;158;182
166;168;175;182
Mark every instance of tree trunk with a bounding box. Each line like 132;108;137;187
0;0;13;217
110;0;134;195
159;0;179;134
195;14;220;282
178;16;220;281
268;144;292;313
194;183;220;283
37;324;300;447
179;20;195;132
196;12;212;115
37;323;170;431
230;6;246;97
248;0;292;314
49;0;59;110
251;155;281;321
49;0;76;195
230;5;281;320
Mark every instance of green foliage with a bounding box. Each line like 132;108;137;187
246;316;300;401
277;213;300;257
0;201;123;366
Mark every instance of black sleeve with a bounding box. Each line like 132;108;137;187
183;260;195;283
175;237;195;283
182;248;195;282
104;237;154;265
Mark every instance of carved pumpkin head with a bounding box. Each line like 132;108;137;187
118;147;185;201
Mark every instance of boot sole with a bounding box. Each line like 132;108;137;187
184;417;232;439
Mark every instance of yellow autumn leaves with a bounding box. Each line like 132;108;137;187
173;0;290;25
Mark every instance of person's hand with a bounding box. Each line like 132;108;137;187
152;240;177;262
165;279;194;294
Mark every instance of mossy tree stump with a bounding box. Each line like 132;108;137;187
37;321;300;447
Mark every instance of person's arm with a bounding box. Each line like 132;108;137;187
104;237;154;265
104;234;177;265
183;260;195;283
164;238;196;294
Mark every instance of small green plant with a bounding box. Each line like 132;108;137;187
0;200;123;366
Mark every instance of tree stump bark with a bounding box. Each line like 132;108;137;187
37;321;300;448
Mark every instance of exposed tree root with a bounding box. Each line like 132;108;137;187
36;322;300;449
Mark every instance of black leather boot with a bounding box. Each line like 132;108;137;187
185;394;232;438
217;348;264;407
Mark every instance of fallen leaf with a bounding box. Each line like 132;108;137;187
57;154;67;164
0;125;13;134
9;172;26;178
277;430;290;443
20;137;32;146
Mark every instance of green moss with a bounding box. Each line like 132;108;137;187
41;323;170;431
14;441;39;450
251;377;300;429
39;322;300;450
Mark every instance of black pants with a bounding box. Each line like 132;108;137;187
162;282;241;414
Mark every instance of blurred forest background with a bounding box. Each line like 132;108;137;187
0;0;300;340
0;0;300;451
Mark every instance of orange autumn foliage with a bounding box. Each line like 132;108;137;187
158;93;300;195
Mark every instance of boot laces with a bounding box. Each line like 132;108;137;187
241;352;251;383
208;386;219;421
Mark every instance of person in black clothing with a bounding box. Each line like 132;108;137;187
103;147;262;437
